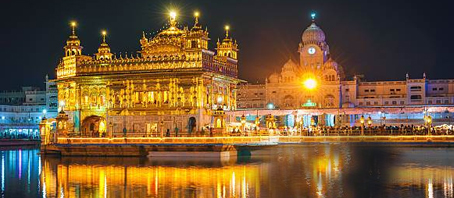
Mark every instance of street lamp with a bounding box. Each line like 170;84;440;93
367;116;372;127
425;115;432;135
254;116;260;133
360;115;365;136
42;109;47;118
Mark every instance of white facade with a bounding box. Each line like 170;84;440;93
0;78;58;138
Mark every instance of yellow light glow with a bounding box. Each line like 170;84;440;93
194;11;200;17
170;11;177;19
225;25;230;31
70;21;77;27
101;30;107;36
303;78;317;90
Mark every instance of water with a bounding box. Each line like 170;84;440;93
1;144;454;198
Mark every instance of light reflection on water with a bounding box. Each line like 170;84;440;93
0;144;453;197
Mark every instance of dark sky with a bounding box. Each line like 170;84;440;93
1;0;453;90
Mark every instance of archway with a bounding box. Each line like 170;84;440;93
188;117;196;134
81;115;106;137
324;95;335;108
283;95;295;108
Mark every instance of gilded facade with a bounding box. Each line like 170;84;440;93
55;13;241;136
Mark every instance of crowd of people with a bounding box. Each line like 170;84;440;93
49;124;454;138
268;124;453;136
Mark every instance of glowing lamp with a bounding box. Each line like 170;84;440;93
194;11;200;17
42;109;47;114
367;116;372;126
303;78;317;90
70;21;77;27
311;13;316;20
266;103;275;110
426;115;432;124
170;11;177;19
217;96;223;104
225;25;230;31
102;30;107;36
360;115;365;124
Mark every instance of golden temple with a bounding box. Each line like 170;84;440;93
54;11;241;136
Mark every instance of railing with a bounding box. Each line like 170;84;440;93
56;136;279;145
279;135;454;143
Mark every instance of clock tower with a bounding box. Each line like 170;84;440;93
298;14;329;70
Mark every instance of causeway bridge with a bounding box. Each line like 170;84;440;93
42;136;279;157
41;135;454;157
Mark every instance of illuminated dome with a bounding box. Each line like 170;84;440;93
302;22;325;45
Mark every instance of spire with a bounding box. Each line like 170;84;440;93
169;11;177;27
310;12;316;22
101;30;107;43
194;11;200;25
142;31;146;39
70;21;77;36
224;25;230;38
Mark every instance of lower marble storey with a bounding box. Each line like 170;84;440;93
63;108;234;137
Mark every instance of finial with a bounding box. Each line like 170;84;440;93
101;30;107;43
70;21;77;35
142;31;146;38
169;11;177;27
310;12;316;22
225;25;230;38
194;11;200;24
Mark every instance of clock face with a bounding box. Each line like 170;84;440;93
308;47;316;55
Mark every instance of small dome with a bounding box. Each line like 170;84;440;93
323;58;338;70
302;22;326;45
269;72;280;83
97;43;111;55
282;59;297;72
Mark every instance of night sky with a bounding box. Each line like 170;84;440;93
1;0;453;90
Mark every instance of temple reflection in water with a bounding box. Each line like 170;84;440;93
0;146;453;197
40;157;264;198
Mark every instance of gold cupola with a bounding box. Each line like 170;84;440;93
64;21;83;57
95;30;113;60
187;11;209;50
216;25;238;59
